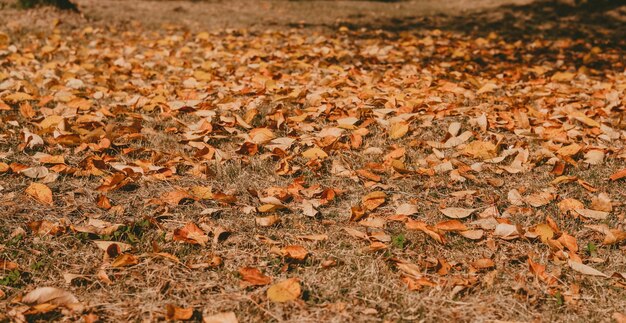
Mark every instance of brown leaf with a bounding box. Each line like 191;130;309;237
458;229;484;240
162;190;194;206
395;203;418;216
96;194;112;210
575;208;609;220
435;220;468;232
302;147;328;160
0;259;19;271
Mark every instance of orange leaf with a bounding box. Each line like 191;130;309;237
173;222;208;246
25;183;53;205
239;267;272;286
165;304;193;321
609;168;626;181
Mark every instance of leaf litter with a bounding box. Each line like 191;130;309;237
0;3;625;322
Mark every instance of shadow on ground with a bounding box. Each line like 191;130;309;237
339;0;626;50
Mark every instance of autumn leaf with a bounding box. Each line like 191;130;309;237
25;183;53;205
239;267;272;287
111;254;139;267
301;147;328;160
173;222;209;246
388;121;409;139
255;215;281;227
282;245;308;261
362;191;386;211
439;207;475;219
609;168;626;181
22;287;79;306
203;312;238;323
165;304;193;321
267;278;301;303
568;260;608;278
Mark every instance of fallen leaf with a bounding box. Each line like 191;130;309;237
439;207;475;219
471;258;495;270
396;203;418;216
203;312;238;323
302;147;328;159
388;121;409;139
25;183;53;205
173;222;209;246
239;267;272;286
362;191;386;211
165;304;193;321
575;208;609;220
568;260;608;278
609;168;626;181
267;278;301;302
255;215;281;227
22;287;79;306
283;245;308;260
111;254;139;267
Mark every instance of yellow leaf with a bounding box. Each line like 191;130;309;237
3;92;33;103
39;115;64;130
189;186;213;199
551;71;576;82
534;224;554;243
267;278;301;302
302;147;328;160
388;121;409;139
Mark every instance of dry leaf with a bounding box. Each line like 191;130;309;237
283;245;308;260
203;312;238;323
575;209;609;220
568;260;608;278
388;121;409;139
165;304;193;321
302;147;328;159
396;203;418;216
439;207;475;219
255;215;281;227
173;222;209;246
267;278;301;302
22;287;79;306
609;168;626;181
25;183;53;205
111;254;139;267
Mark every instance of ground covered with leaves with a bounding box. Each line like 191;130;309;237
1;1;626;322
